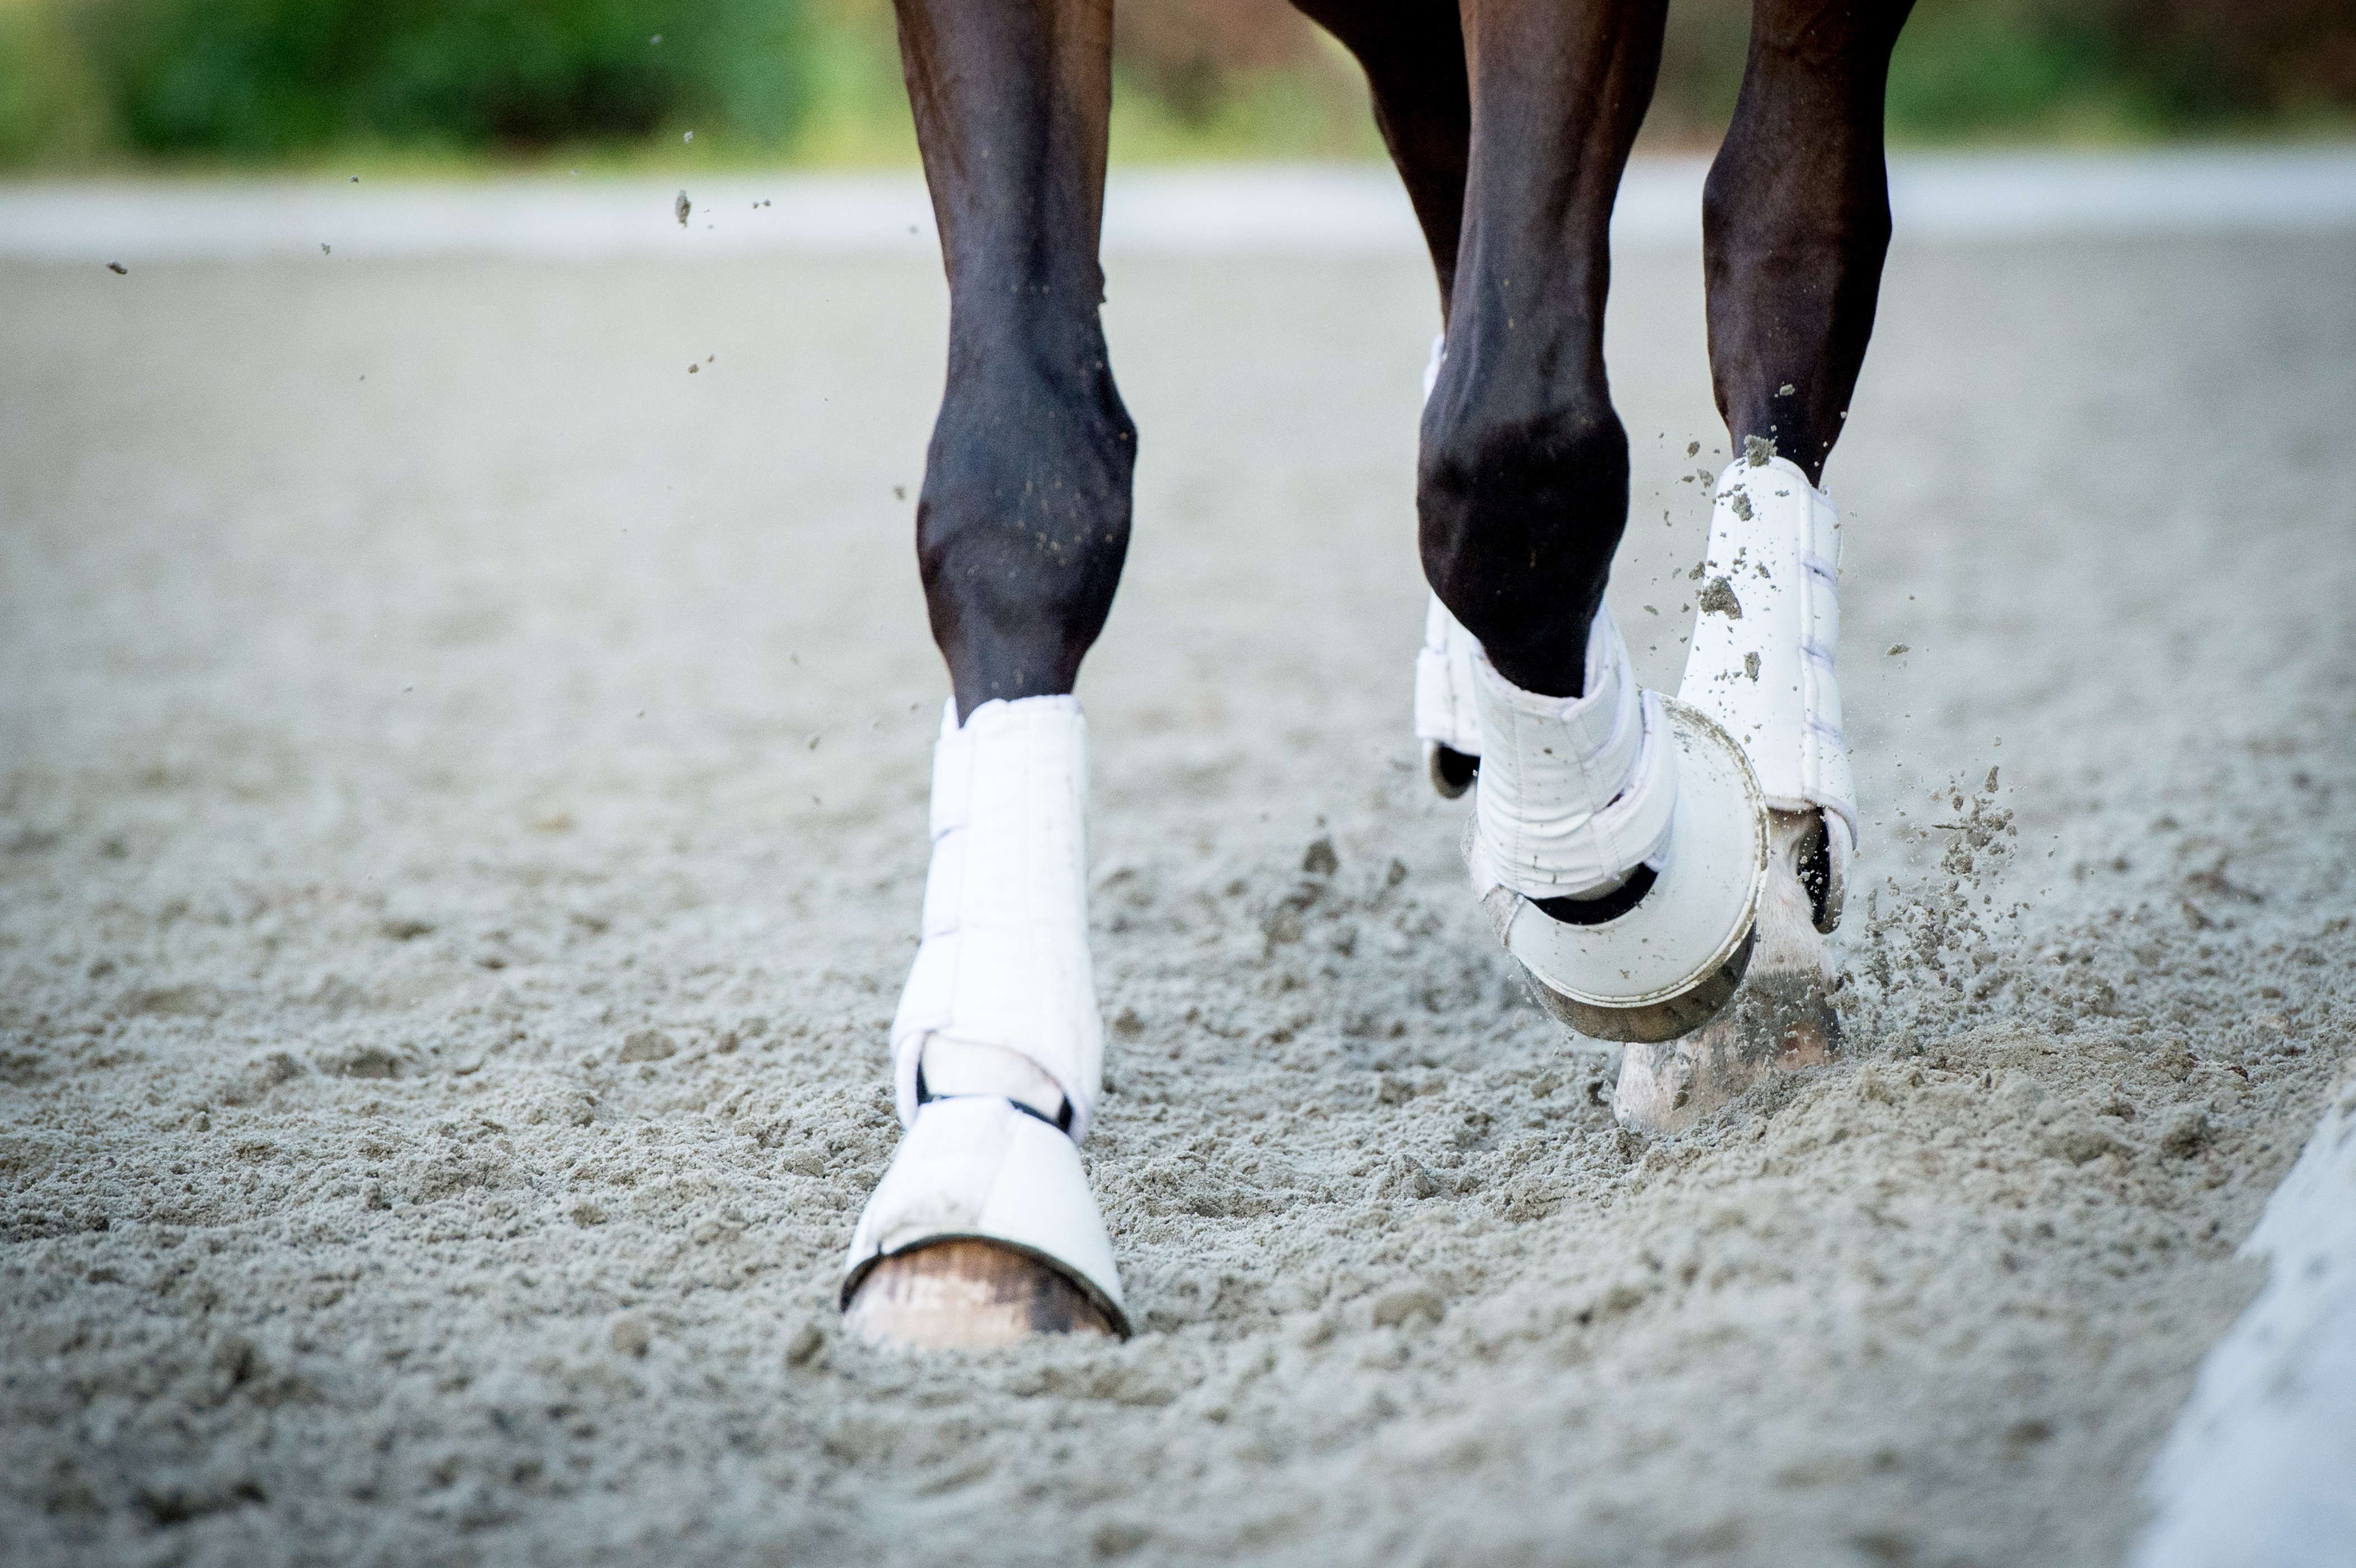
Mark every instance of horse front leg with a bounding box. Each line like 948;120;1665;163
840;0;1136;1349
1623;0;1917;1130
1414;0;1779;1049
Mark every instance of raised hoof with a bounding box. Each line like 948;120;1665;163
1614;808;1842;1133
843;1239;1116;1351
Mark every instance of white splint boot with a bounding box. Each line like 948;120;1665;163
1411;334;1487;801
839;696;1129;1336
1416;594;1485;798
1468;610;1768;1043
1675;450;1857;931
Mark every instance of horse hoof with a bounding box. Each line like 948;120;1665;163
839;1096;1130;1342
843;1238;1117;1351
1614;808;1841;1133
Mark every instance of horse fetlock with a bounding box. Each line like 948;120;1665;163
1415;392;1626;683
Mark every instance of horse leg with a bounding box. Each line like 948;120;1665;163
840;0;1134;1349
1418;0;1670;705
1403;0;1662;791
1704;0;1916;489
1282;0;1499;796
1413;0;1773;1045
1621;0;1915;1132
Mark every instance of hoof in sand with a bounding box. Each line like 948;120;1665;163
843;1239;1116;1351
1614;808;1842;1133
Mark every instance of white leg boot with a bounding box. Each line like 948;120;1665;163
1465;611;1768;1043
840;696;1129;1345
1416;592;1485;798
1676;449;1857;927
1411;334;1487;800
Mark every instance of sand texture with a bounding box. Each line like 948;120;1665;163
3;232;2353;1566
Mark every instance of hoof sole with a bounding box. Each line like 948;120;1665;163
843;1239;1116;1351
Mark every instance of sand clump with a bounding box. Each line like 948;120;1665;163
3;236;2354;1565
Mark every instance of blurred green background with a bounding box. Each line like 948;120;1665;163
1;0;2350;171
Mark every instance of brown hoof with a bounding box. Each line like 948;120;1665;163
841;1239;1117;1351
1614;809;1841;1133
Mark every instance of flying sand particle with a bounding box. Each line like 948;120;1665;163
105;262;126;274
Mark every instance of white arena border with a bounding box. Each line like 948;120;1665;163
1;146;2353;264
2129;1065;2356;1567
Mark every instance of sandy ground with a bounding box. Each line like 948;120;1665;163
3;227;2353;1567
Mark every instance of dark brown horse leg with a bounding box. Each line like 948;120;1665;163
846;0;1128;1350
1704;0;1916;483
1418;0;1670;700
899;0;1134;721
1285;0;1483;796
1620;0;1915;1132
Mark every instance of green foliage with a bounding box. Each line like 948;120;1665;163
1654;0;2354;146
0;2;111;164
1886;0;2118;139
23;0;809;161
0;0;2348;169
